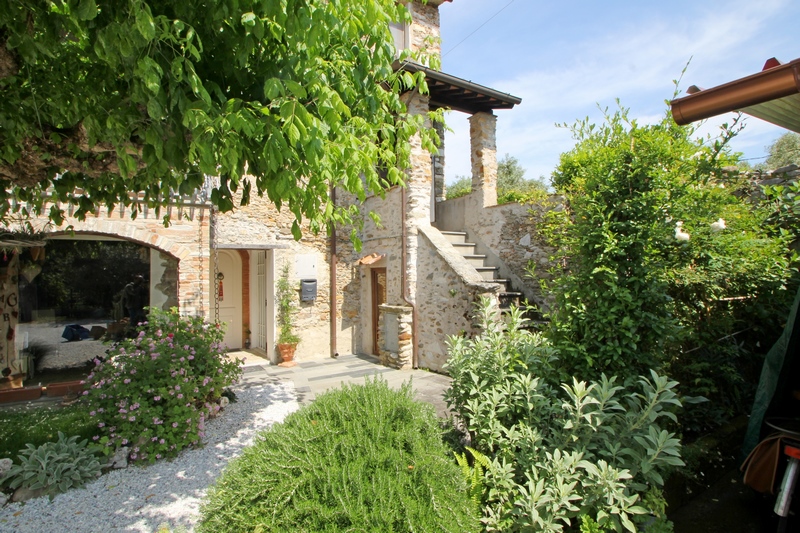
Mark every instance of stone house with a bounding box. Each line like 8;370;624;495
2;0;554;375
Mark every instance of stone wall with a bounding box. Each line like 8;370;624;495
409;1;441;59
216;190;351;361
435;194;560;310
415;226;498;372
23;204;210;318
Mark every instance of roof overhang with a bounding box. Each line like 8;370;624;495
670;58;800;132
395;61;522;114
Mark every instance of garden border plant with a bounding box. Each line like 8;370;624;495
445;298;683;532
537;101;798;435
83;307;242;463
1;431;104;499
199;378;481;533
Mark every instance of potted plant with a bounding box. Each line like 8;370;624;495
276;262;300;366
243;325;251;349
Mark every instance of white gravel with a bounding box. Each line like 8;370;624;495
0;381;299;532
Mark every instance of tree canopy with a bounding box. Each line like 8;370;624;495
764;132;800;169
445;154;546;202
0;0;439;234
543;105;796;431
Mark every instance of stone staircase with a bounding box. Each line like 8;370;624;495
440;230;523;309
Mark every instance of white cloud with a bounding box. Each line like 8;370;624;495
441;0;795;182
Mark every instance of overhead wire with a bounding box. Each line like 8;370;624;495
442;0;516;59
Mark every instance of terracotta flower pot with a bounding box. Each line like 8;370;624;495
0;386;42;403
277;343;297;367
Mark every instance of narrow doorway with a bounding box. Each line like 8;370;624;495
371;268;386;355
218;250;243;349
255;250;267;350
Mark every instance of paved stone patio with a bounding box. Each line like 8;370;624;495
229;351;454;418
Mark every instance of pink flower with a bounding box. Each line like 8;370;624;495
172;422;178;428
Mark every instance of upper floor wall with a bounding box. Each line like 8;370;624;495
392;1;445;62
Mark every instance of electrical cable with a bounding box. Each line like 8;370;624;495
442;0;516;58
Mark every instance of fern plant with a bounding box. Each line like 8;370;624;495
1;432;104;497
455;446;491;510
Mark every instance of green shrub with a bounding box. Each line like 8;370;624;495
84;308;242;462
446;174;472;199
198;379;480;533
444;299;682;532
1;432;104;497
538;104;797;441
0;404;95;460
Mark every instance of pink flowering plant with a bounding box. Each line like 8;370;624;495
83;308;242;462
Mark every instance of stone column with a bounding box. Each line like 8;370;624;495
400;91;433;304
432;122;446;203
378;304;413;369
469;111;498;208
403;92;433;226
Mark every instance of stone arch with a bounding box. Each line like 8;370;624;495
34;211;210;318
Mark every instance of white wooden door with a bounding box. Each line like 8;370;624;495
255;251;267;350
218;250;242;349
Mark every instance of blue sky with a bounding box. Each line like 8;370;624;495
437;0;800;184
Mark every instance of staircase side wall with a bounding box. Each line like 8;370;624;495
435;194;560;310
415;225;497;372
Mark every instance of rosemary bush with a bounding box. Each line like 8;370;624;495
199;379;480;533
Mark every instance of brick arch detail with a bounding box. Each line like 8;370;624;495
38;213;211;318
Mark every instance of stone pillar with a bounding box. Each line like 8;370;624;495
378;304;413;369
469;111;498;208
403;92;433;225
432;122;446;203
400;91;433;307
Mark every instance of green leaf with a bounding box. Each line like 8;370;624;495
264;78;284;100
135;7;156;41
76;0;98;21
284;80;307;100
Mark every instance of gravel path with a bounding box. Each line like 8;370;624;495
0;381;299;532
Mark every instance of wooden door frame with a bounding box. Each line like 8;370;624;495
371;267;386;356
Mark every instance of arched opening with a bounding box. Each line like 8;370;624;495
14;234;178;385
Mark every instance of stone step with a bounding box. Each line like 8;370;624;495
476;266;498;281
499;291;523;309
490;278;511;291
440;231;468;244
452;242;477;255
462;254;488;267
